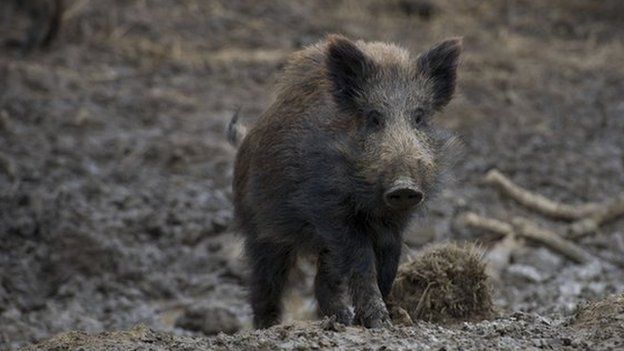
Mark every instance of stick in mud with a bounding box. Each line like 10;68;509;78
484;169;624;237
484;169;597;220
568;193;624;239
458;212;592;264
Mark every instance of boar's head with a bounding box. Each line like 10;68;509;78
326;35;462;214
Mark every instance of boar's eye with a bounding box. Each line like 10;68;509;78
411;108;426;127
366;109;384;130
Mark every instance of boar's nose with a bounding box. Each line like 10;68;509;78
384;185;424;209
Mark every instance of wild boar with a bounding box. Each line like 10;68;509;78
229;34;462;328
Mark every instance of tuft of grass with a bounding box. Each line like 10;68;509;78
389;242;495;324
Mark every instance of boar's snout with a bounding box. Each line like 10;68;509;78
383;179;424;210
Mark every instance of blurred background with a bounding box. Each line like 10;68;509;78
1;0;623;349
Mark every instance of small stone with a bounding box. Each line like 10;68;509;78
559;281;582;297
586;282;606;295
506;264;544;283
0;152;17;180
0;110;11;132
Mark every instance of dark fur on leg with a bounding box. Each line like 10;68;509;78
315;249;353;325
321;225;390;329
246;239;295;329
374;235;403;300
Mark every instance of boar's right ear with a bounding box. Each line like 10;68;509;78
326;35;375;110
416;37;462;110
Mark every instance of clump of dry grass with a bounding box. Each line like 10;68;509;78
389;242;494;325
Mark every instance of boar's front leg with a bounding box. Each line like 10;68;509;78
326;232;390;328
374;236;402;300
315;249;354;325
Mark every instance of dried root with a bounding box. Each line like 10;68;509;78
484;169;596;220
483;234;520;280
568;193;624;238
484;169;624;237
510;217;592;264
458;212;592;264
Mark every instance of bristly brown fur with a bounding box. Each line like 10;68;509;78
232;34;463;329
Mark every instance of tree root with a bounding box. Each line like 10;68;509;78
484;169;596;220
458;212;592;264
568;193;624;238
484;169;624;237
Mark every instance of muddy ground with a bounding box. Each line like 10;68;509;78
1;0;624;350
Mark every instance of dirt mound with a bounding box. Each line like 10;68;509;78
568;293;624;346
390;242;494;324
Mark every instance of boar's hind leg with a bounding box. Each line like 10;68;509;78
246;239;295;329
22;4;48;52
314;249;353;325
374;239;402;300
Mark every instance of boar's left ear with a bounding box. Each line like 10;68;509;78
326;34;375;110
416;37;462;109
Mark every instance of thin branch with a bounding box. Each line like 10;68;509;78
484;234;521;280
485;169;624;237
569;193;624;238
458;212;513;238
510;218;592;264
458;212;592;264
484;169;598;220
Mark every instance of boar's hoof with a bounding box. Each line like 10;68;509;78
332;307;355;326
356;301;391;328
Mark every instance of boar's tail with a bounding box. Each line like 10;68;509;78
226;108;247;147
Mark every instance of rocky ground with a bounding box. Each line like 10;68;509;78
1;0;624;350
